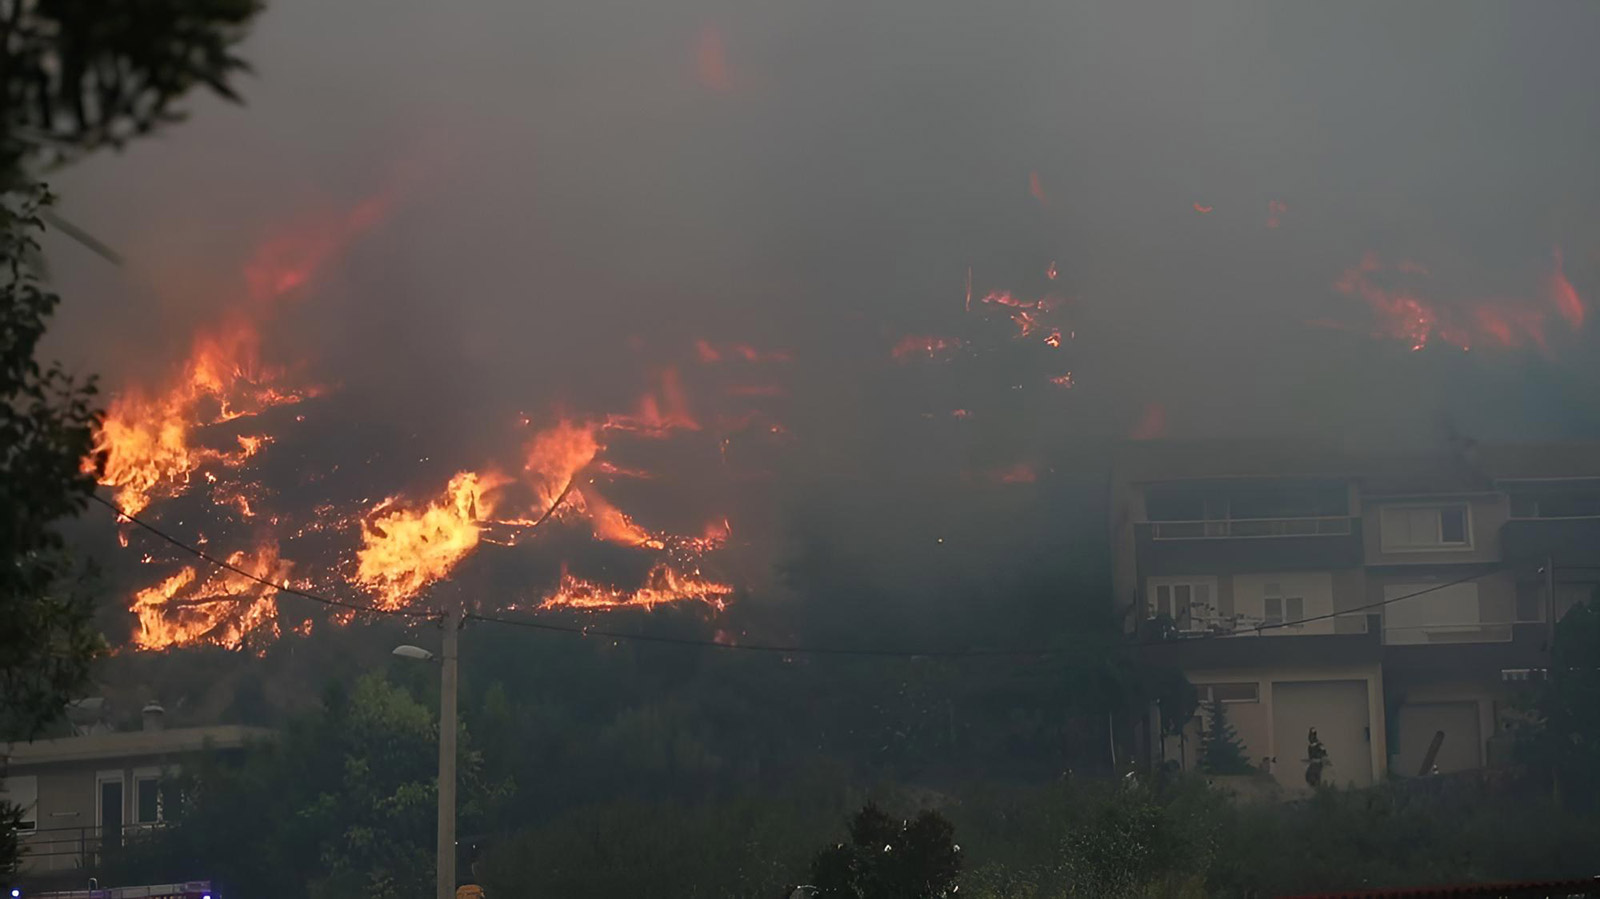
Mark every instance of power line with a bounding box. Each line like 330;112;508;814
1184;565;1509;639
92;491;1525;657
463;609;1062;658
91;493;440;619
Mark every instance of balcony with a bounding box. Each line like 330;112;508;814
17;822;166;874
1150;515;1353;540
1136;517;1364;575
1137;613;1383;669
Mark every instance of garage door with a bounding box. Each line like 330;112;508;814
1394;701;1481;776
1271;680;1373;789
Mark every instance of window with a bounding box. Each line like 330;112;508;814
1380;505;1472;551
1;776;37;832
1198;682;1259;703
1234;573;1335;635
135;776;161;825
1147;577;1217;629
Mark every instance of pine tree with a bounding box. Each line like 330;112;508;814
1199;699;1253;775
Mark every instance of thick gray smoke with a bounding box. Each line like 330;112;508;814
38;1;1600;635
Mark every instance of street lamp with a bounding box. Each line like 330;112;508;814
394;607;462;899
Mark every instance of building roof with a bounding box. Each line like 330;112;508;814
1115;439;1600;491
1475;441;1600;481
2;725;271;768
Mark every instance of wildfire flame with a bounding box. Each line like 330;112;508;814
355;471;508;610
891;335;965;362
540;562;733;611
1332;251;1584;352
93;316;311;516
131;544;290;652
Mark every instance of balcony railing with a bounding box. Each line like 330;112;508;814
17;822;166;872
1152;610;1371;638
1149;515;1353;540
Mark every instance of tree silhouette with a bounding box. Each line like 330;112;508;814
0;0;263;185
811;802;961;899
1199;699;1253;775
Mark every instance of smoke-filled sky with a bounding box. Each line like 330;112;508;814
46;0;1600;443
34;1;1600;642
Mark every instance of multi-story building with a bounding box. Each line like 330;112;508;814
1;701;268;882
1112;439;1600;792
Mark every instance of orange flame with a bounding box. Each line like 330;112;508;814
1266;199;1287;229
93;184;394;516
93;318;311;516
131;544;289;651
891;335;965;362
994;463;1037;484
696;24;732;92
540;562;733;611
1550;246;1585;328
1131;403;1166;440
1332;253;1576;351
355;470;507;609
605;367;700;437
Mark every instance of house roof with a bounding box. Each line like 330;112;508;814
1115;439;1600;491
2;725;271;768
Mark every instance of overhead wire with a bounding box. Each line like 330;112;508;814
90;493;440;619
92;492;1528;656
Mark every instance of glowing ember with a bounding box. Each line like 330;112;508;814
540;562;733;611
1048;373;1074;389
605;367;700;436
994;463;1037;484
1193;203;1213;214
696;24;731;92
131;544;289;651
1331;252;1581;351
355;470;507;609
1046;261;1058;280
1550;246;1584;328
1130;403;1166;440
891;334;966;362
1029;171;1047;205
1266;199;1287;229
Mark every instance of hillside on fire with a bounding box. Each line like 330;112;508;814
7;1;1600;898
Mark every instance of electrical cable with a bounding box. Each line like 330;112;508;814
91;493;440;619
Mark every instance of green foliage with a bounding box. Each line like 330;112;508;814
0;182;103;741
104;673;509;899
478;793;844;899
955;778;1221;899
1;181;106;876
810;802;962;899
1198;700;1253;775
1517;597;1600;811
957;775;1600;898
0;0;262;184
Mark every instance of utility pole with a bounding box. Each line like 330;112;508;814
437;606;461;899
1545;556;1561;808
